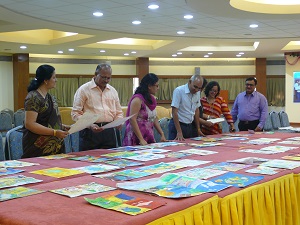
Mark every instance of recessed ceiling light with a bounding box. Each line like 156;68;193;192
20;46;27;49
236;54;241;57
204;55;209;57
148;4;159;9
184;15;193;19
131;51;136;54
239;52;244;55
249;24;258;28
177;52;182;55
93;12;103;17
207;52;213;55
58;51;63;54
124;53;129;56
68;48;74;52
172;54;177;57
132;20;141;25
177;31;185;35
100;50;106;53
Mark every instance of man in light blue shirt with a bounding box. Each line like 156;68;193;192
168;75;203;140
231;77;268;131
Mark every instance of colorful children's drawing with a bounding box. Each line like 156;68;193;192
227;157;269;165
188;142;225;148
166;152;192;158
0;167;24;176
94;169;152;181
0;175;43;189
177;168;228;179
167;159;211;167
245;166;283;175
260;159;300;169
68;155;110;163
117;173;231;198
74;164;120;174
104;159;144;168
0;160;39;168
282;154;300;161
0;186;44;201
179;149;218;156
204;162;252;172
148;142;184;148
210;172;264;187
39;154;76;159
239;149;283;154
85;190;166;215
124;153;165;161
50;182;116;197
30;167;84;178
136;162;185;174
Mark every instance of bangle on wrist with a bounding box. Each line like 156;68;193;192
53;129;57;137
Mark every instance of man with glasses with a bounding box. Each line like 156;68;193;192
71;63;123;151
168;74;203;140
231;77;268;131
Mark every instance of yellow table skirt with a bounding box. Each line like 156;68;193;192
147;173;300;225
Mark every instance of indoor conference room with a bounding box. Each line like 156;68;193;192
1;1;300;225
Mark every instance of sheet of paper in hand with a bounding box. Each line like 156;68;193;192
68;112;100;134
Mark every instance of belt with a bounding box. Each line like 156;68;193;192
179;121;192;126
95;122;110;127
240;120;259;124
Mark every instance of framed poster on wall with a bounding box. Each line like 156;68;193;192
294;72;300;103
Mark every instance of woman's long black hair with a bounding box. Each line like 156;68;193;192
27;64;55;92
135;73;158;104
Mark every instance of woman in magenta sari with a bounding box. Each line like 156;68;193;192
123;73;167;146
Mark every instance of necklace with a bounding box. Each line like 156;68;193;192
38;88;47;98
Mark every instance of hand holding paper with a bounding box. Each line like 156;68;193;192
68;112;100;134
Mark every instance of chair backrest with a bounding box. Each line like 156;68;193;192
0;112;13;137
64;131;80;153
1;108;14;123
13;109;25;127
269;111;281;130
5;125;23;160
263;113;273;131
154;117;170;142
0;138;4;161
60;109;74;125
278;111;290;127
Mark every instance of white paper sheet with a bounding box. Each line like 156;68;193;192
207;118;225;124
101;114;135;129
68;112;100;134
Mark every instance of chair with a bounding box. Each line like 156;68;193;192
1;108;14;124
278;111;290;127
60;109;74;126
13;109;25;127
0;137;4;161
5;125;23;160
269;111;281;130
64;131;80;153
263;113;273;131
154;117;170;142
0;111;13;137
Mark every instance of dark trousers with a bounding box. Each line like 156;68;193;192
79;125;120;151
238;120;259;131
168;118;195;140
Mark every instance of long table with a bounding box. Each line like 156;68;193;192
1;132;300;225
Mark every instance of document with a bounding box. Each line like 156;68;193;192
207;118;225;124
101;114;135;129
68;112;100;134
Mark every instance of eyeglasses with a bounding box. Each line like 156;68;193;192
209;90;218;93
245;83;255;87
98;75;111;81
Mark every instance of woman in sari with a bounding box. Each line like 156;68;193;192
22;64;69;158
123;73;167;146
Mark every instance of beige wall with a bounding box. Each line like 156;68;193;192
285;55;300;123
0;61;14;110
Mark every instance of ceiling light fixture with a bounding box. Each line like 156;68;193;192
239;52;245;55
249;24;258;28
100;50;106;53
93;12;103;17
124;53;129;56
177;52;182;55
20;46;27;49
131;51;136;54
172;54;177;57
132;20;141;25
184;15;193;19
204;55;209;58
177;31;185;35
68;49;74;52
236;54;241;57
58;50;63;54
207;52;213;55
148;4;159;9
